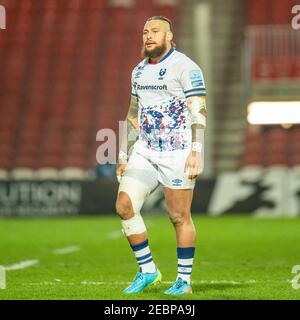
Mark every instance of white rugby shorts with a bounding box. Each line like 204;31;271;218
123;140;200;191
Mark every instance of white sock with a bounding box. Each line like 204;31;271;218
131;240;156;273
177;247;195;285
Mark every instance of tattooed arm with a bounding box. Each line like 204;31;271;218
116;95;139;179
184;96;207;179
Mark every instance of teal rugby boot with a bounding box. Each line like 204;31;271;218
123;269;162;294
164;278;192;295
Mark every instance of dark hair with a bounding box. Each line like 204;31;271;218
146;16;176;48
147;16;173;31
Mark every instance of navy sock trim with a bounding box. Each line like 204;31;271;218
177;247;195;259
178;264;193;268
178;271;192;275
136;253;152;261
139;258;153;265
131;240;149;252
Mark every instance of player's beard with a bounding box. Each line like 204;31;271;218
141;40;167;59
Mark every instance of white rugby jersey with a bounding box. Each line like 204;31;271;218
131;48;206;152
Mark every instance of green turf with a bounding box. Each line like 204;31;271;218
0;215;300;300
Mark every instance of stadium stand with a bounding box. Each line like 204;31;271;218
0;0;177;179
241;125;300;168
1;0;298;176
241;0;300;169
247;0;295;25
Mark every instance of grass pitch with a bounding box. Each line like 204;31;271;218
0;215;300;300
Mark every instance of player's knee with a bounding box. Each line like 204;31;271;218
169;211;189;227
115;192;134;220
169;211;193;227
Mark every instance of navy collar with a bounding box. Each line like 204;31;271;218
148;48;175;64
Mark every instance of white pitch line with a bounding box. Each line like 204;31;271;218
81;281;171;285
53;245;80;255
5;260;39;271
196;280;257;285
79;280;257;285
107;230;123;239
27;279;258;286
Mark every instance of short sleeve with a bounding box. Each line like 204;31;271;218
131;70;138;98
179;59;206;98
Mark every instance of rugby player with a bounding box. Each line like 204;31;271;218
116;16;207;295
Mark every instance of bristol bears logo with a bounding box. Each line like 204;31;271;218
158;68;167;80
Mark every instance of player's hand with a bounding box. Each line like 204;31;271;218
184;151;203;180
116;163;127;183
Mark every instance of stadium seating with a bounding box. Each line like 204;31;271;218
290;127;300;166
240;127;264;167
241;125;300;168
0;0;178;179
247;0;295;25
242;0;300;168
248;0;300;80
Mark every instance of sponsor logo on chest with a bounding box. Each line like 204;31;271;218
133;68;169;91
